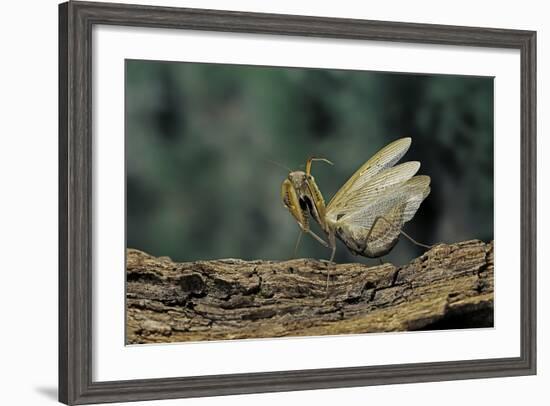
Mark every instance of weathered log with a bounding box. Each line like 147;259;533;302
126;240;493;344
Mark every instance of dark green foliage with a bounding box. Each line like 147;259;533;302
126;60;493;265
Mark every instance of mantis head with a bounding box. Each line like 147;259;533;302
281;157;333;231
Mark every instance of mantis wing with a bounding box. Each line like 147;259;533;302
332;175;431;257
326;160;420;222
327;137;412;213
342;175;431;228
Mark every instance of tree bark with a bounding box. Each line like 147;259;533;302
126;239;493;344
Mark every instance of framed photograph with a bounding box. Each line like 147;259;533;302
59;1;536;404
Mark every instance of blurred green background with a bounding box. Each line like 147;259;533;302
126;60;493;265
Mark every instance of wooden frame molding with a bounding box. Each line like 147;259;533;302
59;1;536;404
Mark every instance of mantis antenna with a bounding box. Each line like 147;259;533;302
265;158;292;172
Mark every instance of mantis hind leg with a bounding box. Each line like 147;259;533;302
399;228;432;249
366;215;433;252
383;217;432;250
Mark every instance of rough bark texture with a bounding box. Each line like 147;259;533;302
126;239;493;344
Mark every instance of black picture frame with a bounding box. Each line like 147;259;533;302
59;1;537;404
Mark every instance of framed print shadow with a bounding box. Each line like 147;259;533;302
59;1;536;405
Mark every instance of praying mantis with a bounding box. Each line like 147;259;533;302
281;137;432;289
